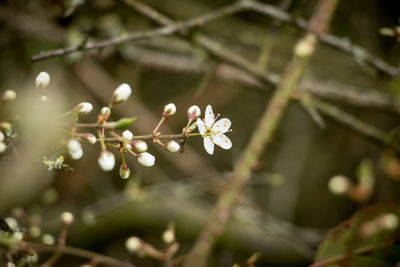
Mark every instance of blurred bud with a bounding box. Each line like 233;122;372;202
379;27;395;37
377;213;399;230
81;133;96;144
113;83;132;103
187;105;201;120
2;90;16;101
294;34;316;58
40;95;48;102
13;231;24;241
120;163;131;179
122;130;133;143
0;131;4;142
68;139;83;160
29;226;41;238
4;217;19;231
101;107;111;120
328;175;351;195
6;262;16;267
0;122;11;131
0;142;6;154
42;234;55;245
35;72;50;89
138;152;155;167
28;253;39;264
162;227;175;244
125;236;142;253
98;150;115;171
163;103;176;118
75;102;93;115
166;141;180;152
132;140;148;153
60;211;74;225
110;117;137;129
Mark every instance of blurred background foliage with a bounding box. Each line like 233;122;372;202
0;0;400;266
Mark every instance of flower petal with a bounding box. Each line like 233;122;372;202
212;118;231;134
197;118;206;136
205;105;215;128
212;134;232;150
204;137;214;155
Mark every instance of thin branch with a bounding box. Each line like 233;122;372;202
31;2;243;61
182;1;339;266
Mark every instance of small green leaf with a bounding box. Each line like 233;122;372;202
109;117;137;129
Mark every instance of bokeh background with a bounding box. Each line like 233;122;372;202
0;0;400;266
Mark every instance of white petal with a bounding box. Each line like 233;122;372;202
205;105;214;128
212;134;232;150
212;118;231;134
203;137;214;155
197;118;206;136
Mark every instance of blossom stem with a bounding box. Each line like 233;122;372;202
152;117;165;136
54;110;74;119
97;129;106;151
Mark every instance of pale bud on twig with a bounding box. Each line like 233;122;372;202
163;103;176;118
35;72;50;89
42;234;55;245
187;105;201;120
162;228;175;244
75;102;93;115
60;211;74;225
137;152;155;167
98;150;115;171
81;133;96;144
113;83;132;103
132;140;148;153
166;141;180;152
328;175;351;195
13;232;24;241
101;107;111;120
2;90;16;101
122;130;133;143
29;226;41;238
125;236;142;254
294;34;316;58
4;217;19;231
119;163;131;179
68;139;83;160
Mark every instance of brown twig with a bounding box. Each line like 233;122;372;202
182;1;339;266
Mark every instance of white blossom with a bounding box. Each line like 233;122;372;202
122;130;133;143
137;152;155;167
166;141;180;152
197;105;232;155
113;83;132;103
76;102;93;115
163;103;176;117
98;150;115;171
35;72;50;88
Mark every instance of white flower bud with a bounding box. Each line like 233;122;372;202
113;83;132;103
137;152;155;167
98;150;115;171
35;72;50;89
4;217;19;231
0;142;7;154
101;107;111;120
166;141;180;152
328;175;351;195
68;139;83;160
122;130;133;143
81;133;96;144
119;163;131;179
29;226;41;238
294;34;316;58
76;102;93;115
60;211;74;225
162;229;175;244
187;105;201;119
163;103;176;117
2;90;16;101
42;234;55;245
133;140;148;153
13;232;24;241
125;237;141;253
0;131;4;142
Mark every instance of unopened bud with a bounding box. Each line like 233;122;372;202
328;175;351;195
98;150;115;171
0;122;11;131
122;130;133;143
125;236;142;253
81;133;96;144
13;231;24;241
29;226;41;238
137;152;155;167
75;102;93;115
119;163;131;179
4;217;19;231
35;72;50;89
187;105;201;119
132;140;148;153
2;90;16;101
68;139;83;160
166;141;180;152
60;211;74;225
163;103;176;118
101;107;111;120
294;34;316;58
377;213;398;230
162;228;175;244
42;234;55;245
113;83;132;103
